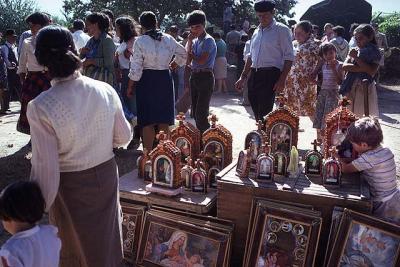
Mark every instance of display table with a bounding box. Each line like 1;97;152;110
119;170;217;214
217;162;372;266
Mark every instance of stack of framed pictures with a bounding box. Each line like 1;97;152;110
326;209;400;267
121;202;146;264
136;207;234;267
243;198;322;267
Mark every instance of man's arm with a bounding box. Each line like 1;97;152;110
273;60;293;92
235;57;252;91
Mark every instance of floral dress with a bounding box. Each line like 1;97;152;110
284;38;320;117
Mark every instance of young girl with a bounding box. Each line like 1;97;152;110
313;43;343;140
340;117;400;225
0;181;61;266
341;24;381;117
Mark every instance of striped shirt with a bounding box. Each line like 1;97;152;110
321;62;340;90
352;146;398;201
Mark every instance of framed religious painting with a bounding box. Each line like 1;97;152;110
148;131;182;190
323;147;342;187
236;149;250;178
324;97;358;158
191;159;207;193
256;143;274;182
326;209;400;267
208;166;220;189
120;202;145;264
244;120;268;160
323;206;344;266
137;211;230;267
244;200;322;267
202;114;233;172
180;157;194;189
273;152;288;177
305;140;323;178
264;95;299;157
171;113;201;164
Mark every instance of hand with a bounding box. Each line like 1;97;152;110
82;59;95;68
80;47;89;56
273;77;286;93
235;77;246;92
169;61;178;71
123;49;132;60
187;33;195;42
349;48;358;58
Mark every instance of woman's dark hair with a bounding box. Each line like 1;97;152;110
139;11;157;30
212;32;221;39
349;23;360;35
115;16;138;42
181;31;190;39
0;181;45;224
320;42;337;56
187;10;206;27
73;19;85;31
25;12;51;27
296;20;313;34
35;25;81;78
354;24;377;45
101;9;114;23
86;12;110;33
332;25;345;37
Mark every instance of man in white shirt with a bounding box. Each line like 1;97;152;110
72;19;90;53
235;0;294;122
1;29;21;102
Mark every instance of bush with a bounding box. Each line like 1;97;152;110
375;13;400;47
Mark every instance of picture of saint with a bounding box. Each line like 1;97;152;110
307;154;320;173
325;162;339;183
245;133;262;160
208;168;220;188
339;223;400;267
191;171;205;192
257;157;272;180
144;223;219;266
155;157;172;186
144;161;152;180
181;169;191;188
270;123;292;155
204;141;224;169
176;138;191;162
236;151;247;176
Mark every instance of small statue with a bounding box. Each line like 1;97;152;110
323;147;342;187
191;159;207;193
287;146;299;177
180;157;194;189
274;152;288;176
256;143;274;182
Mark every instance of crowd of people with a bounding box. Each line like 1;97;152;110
0;0;397;266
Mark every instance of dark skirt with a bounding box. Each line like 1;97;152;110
17;71;51;134
49;158;123;267
136;69;174;127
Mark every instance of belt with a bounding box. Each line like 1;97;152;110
251;67;277;72
192;68;213;73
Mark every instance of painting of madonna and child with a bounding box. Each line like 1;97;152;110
270;123;292;155
142;223;222;267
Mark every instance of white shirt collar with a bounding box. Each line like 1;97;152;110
51;71;81;86
259;19;276;31
11;225;40;239
5;41;15;48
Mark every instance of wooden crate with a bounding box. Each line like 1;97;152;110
217;162;372;266
119;170;217;214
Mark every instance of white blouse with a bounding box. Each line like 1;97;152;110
27;72;132;210
129;33;187;81
17;36;46;74
0;225;61;267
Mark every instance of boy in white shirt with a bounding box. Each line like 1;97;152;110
0;181;61;267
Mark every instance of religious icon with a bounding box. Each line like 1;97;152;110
273;152;288;176
244;120;267;158
265;94;299;157
256;143;274;182
137;148;150;180
202;114;233;171
305;140;324;177
180;157;194;189
236;149;250;178
171;113;201;164
324;97;358;158
208;167;220;189
191;159;207;193
148;131;182;190
323;147;342;187
144;160;152;183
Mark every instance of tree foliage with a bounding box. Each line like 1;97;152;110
373;12;400;47
0;0;37;35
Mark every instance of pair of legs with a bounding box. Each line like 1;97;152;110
215;79;227;93
142;123;170;152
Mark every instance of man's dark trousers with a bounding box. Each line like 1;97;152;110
190;71;215;133
247;67;281;122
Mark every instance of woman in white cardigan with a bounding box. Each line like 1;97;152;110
27;25;132;267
